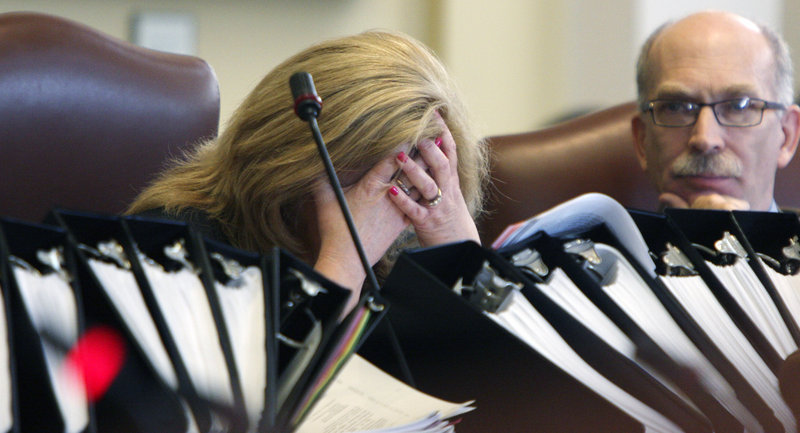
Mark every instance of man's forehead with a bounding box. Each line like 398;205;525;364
651;82;762;100
646;22;775;99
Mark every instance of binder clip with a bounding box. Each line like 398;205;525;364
779;236;800;275
462;261;521;313
691;231;743;266
509;248;550;283
714;231;748;260
163;239;199;274
38;247;71;282
758;235;800;275
210;252;245;288
277;268;325;407
282;268;327;315
656;242;698;277
278;268;326;356
10;247;71;282
78;239;131;270
364;295;385;313
563;238;617;286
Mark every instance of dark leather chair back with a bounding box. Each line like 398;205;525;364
0;12;220;222
480;101;800;243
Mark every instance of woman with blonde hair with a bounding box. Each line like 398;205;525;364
128;30;489;310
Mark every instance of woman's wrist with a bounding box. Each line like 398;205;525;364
313;249;366;292
313;252;365;318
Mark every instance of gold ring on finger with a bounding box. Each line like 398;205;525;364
427;188;442;207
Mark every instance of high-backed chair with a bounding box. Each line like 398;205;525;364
479;101;800;243
0;12;220;222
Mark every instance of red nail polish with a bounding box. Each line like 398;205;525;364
397;151;407;162
435;136;443;147
389;186;399;196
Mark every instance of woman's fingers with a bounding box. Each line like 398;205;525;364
394;139;443;201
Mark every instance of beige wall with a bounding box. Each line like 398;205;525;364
786;0;800;98
3;0;798;138
2;0;436;130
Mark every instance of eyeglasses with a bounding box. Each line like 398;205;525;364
644;97;785;127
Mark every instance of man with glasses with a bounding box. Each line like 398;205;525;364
632;10;800;211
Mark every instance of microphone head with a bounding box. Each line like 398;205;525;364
290;72;323;120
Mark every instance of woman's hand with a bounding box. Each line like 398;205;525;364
313;155;410;306
388;116;480;247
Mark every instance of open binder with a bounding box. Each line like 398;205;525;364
264;244;388;431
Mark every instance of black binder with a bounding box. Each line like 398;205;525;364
49;209;193;433
269;248;388;432
497;226;740;432
44;210;390;433
665;208;788;371
731;210;800;346
197;236;278;432
0;217;93;433
122;215;241;431
0;220;20;433
367;240;645;433
631;209;788;433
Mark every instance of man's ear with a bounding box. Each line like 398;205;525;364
631;114;649;171
777;104;800;169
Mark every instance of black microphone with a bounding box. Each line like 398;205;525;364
290;72;323;121
289;71;381;294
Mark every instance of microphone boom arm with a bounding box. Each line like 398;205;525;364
291;72;382;294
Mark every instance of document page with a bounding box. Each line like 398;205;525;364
707;260;797;357
140;258;234;405
13;266;88;433
213;265;266;425
295;354;473;433
88;258;178;389
760;259;800;327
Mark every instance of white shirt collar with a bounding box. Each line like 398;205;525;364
768;199;780;213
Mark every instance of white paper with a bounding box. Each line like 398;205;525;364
141;259;234;405
295;355;473;433
13;267;88;433
708;260;797;358
213;266;266;426
661;274;795;432
761;260;800;328
489;288;681;433
88;258;178;388
595;244;761;432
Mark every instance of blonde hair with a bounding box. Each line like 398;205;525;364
128;30;488;264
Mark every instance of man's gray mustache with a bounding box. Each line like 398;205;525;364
671;152;743;177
